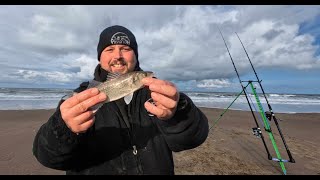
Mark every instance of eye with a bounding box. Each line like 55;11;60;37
121;47;132;51
132;76;138;82
105;48;113;52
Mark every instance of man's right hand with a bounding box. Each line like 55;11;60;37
60;88;107;134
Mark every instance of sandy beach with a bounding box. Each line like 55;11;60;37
0;108;319;175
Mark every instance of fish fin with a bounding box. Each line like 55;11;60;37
124;92;134;105
106;72;121;81
87;80;102;89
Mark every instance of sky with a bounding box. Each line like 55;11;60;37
0;5;320;94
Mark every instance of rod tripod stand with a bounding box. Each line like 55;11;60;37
215;27;295;175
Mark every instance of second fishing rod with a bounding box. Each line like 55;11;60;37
217;27;272;161
235;32;295;163
218;27;290;175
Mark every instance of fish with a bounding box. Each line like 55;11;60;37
87;71;154;112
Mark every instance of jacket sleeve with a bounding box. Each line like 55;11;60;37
33;82;90;170
32;98;86;171
154;92;209;152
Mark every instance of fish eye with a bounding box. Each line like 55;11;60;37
132;76;138;82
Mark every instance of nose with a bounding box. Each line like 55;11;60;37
113;47;123;59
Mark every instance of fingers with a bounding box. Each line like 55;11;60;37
142;78;180;120
59;88;107;134
69;93;106;117
150;84;178;99
73;110;95;125
69;117;95;134
142;77;178;100
144;101;172;120
61;88;100;109
77;118;95;133
151;92;176;109
142;77;174;87
63;109;96;134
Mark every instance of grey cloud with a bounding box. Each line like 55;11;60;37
0;5;320;89
262;29;285;41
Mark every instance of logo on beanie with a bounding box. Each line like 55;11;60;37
110;32;130;45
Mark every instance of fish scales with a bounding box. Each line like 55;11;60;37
95;71;154;103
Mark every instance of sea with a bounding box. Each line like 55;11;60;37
1;87;320;113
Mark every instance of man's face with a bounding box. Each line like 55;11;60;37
100;44;137;74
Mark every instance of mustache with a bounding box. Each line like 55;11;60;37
109;58;127;66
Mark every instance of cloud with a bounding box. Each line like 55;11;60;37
17;6;98;56
196;79;231;89
7;54;97;86
0;5;320;90
14;69;73;83
136;5;320;82
62;54;98;80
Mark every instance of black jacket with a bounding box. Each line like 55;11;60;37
33;67;209;175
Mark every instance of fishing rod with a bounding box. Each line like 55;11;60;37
235;32;295;164
209;88;245;131
217;27;272;161
249;80;287;174
218;27;290;175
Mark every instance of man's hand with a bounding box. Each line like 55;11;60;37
142;77;180;121
60;88;107;134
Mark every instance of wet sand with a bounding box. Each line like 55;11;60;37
0;108;319;175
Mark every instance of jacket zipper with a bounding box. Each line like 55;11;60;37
127;100;143;174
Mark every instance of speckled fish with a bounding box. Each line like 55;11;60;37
87;71;154;111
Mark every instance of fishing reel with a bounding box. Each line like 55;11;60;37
252;127;262;138
265;111;272;121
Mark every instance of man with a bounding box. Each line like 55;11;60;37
33;25;209;175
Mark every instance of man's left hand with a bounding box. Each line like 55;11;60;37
142;77;180;121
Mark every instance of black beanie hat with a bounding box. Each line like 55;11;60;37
97;25;138;62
